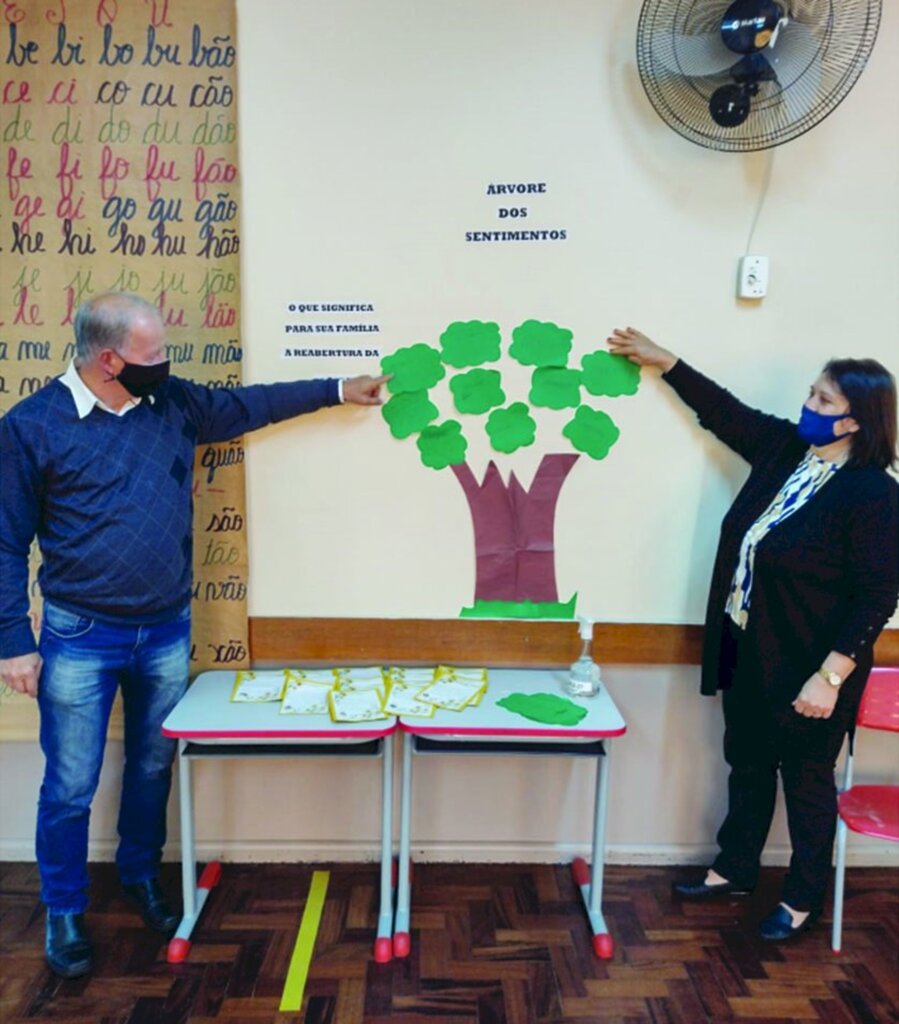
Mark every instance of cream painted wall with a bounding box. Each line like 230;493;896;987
2;2;897;868
236;0;899;626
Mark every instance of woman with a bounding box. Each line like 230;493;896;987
607;327;899;940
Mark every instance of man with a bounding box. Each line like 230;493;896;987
0;291;387;978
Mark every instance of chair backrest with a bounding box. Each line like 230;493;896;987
857;667;899;733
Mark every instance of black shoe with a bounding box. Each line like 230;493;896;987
673;876;753;899
758;904;819;941
122;878;179;934
45;911;93;979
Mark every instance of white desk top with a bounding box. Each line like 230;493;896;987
163;668;625;744
400;668;626;739
162;670;397;742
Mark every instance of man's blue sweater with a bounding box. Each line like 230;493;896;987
0;375;340;658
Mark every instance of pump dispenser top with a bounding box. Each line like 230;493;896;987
566;616;601;697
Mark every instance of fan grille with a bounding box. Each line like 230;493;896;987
636;0;882;152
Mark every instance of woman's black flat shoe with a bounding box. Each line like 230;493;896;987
758;905;819;941
673;878;753;899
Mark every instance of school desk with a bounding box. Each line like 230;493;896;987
394;668;626;959
161;669;398;964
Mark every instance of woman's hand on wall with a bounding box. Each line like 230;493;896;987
607;327;678;372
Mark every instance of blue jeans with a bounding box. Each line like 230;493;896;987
36;601;190;914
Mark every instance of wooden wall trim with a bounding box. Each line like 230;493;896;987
249;618;899;668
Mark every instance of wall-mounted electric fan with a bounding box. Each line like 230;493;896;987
636;0;882;151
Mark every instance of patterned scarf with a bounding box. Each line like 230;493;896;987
726;450;842;629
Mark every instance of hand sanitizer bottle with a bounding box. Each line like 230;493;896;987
567;617;601;697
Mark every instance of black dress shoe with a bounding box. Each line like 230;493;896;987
45;911;93;979
673;877;753;899
122;878;179;934
758;904;819;941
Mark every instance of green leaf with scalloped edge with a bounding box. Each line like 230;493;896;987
581;351;641;397
562;406;620;460
509;320;573;367
439;320;502;368
381;343;445;394
382;391;439;439
530;367;581;409
497;692;588;726
416;420;468;469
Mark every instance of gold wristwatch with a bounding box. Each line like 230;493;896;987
817;666;843;688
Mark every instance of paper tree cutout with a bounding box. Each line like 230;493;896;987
381;319;640;619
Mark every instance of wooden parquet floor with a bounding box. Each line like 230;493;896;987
0;861;896;1024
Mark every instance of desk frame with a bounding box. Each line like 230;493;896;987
393;671;625;960
162;672;398;963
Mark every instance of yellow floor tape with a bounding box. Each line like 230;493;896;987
279;870;330;1012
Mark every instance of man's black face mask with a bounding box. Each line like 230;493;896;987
117;359;171;398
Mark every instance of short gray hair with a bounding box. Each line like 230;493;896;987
73;292;162;362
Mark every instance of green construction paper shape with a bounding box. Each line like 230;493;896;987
497;692;589;727
439;320;502;368
509;320;573;367
529;367;582;409
460;595;577;620
562;406;620;460
581;351;641;397
382;390;439;439
381;343;446;394
485;402;536;454
417;420;468;469
450;369;505;415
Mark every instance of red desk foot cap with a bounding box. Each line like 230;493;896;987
167;937;191;963
373;936;393;963
572;858;590;887
593;933;613;959
198;861;222;890
392;932;411;959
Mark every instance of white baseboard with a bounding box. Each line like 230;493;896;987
2;838;897;867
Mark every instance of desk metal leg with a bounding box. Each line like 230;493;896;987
572;740;614;959
392;731;413;958
374;733;395;963
167;740;221;963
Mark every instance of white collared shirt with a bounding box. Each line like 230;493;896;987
59;360;142;419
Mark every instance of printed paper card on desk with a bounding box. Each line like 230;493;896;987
334;667;387;691
280;680;332;716
230;670;287;703
284;668;339;688
383;681;436;718
387;667;437;686
418;667;488;711
329;687;389;723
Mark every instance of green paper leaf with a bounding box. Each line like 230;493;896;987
450;368;505;415
509;320;573;367
439;320;502;368
417;420;468;470
581;351;641;397
485;402;536;454
381;391;439;439
381;343;445;394
529;367;582;409
497;692;588;726
562;406;620;460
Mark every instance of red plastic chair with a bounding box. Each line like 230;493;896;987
831;666;899;952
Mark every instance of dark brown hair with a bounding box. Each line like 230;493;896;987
823;358;898;470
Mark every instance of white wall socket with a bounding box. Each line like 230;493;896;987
737;255;769;299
